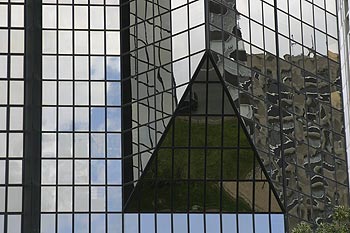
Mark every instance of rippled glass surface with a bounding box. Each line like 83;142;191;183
208;0;348;228
124;55;282;215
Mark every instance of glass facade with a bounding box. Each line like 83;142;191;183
0;0;348;233
339;0;350;180
122;0;349;232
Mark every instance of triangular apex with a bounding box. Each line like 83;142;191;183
124;53;284;213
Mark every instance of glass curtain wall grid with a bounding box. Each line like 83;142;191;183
339;0;350;181
121;0;350;232
0;0;348;232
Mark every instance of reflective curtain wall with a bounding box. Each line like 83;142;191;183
0;0;25;231
339;0;350;180
41;0;122;232
122;0;349;232
208;0;349;229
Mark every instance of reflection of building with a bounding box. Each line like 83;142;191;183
122;0;349;232
2;0;348;232
339;0;350;185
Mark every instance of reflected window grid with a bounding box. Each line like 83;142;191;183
0;0;25;232
41;0;121;232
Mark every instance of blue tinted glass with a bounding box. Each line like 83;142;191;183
91;214;106;233
271;214;285;233
91;57;105;80
7;215;21;233
107;108;121;131
107;160;121;184
58;107;73;131
107;133;121;158
174;214;188;233
222;214;237;233
74;214;88;233
254;214;270;233
58;214;72;233
238;214;253;233
141;214;155;233
107;82;121;106
75;108;89;131
91;107;105;131
91;160;105;184
124;214;138;233
106;57;120;80
108;214;122;233
157;214;171;233
0;215;3;233
206;214;220;233
190;214;204;233
91;133;105;158
41;214;55;233
107;186;122;211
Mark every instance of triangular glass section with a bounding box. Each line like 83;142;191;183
124;53;284;213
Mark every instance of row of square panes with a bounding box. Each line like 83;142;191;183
210;9;339;58
0;30;24;54
42;56;120;80
0;5;24;28
42;30;120;55
221;49;340;89
0;187;22;212
0;108;23;130
41;186;122;212
0;160;22;184
0;56;24;78
235;0;337;21
42;0;119;5
39;213;285;233
41;81;120;106
41;133;121;158
0;215;21;233
127;52;203;81
210;18;338;61
235;0;338;37
42;5;120;30
209;33;340;81
0;133;23;157
42;107;121;132
41;159;121;185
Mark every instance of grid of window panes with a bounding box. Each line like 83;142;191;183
0;0;25;232
123;213;284;233
339;0;350;179
208;0;349;228
40;0;122;231
121;0;207;189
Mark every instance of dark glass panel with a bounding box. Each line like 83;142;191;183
206;149;222;180
173;181;188;212
190;117;206;147
124;54;283;214
222;149;238;180
222;117;239;147
238;149;254;180
237;181;253;212
190;149;205;180
173;149;189;180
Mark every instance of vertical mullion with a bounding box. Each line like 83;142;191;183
4;2;11;233
87;0;92;232
273;0;289;230
55;3;59;233
103;0;108;231
22;0;42;231
72;1;76;232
